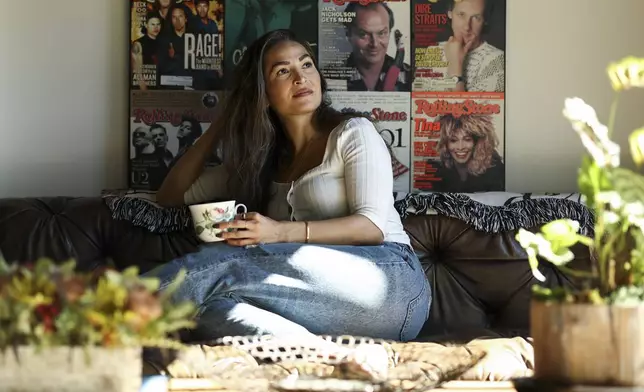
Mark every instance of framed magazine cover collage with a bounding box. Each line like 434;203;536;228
128;0;506;194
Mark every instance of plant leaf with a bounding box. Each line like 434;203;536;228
164;301;196;320
607;56;644;91
629;127;644;167
122;266;140;279
578;155;611;207
541;219;580;249
138;277;160;292
104;270;123;285
58;259;77;275
527;248;546;282
612;167;644;206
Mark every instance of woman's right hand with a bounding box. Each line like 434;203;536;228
215;212;284;246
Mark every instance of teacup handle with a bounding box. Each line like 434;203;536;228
235;204;247;215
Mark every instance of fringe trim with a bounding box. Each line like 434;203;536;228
102;192;595;236
394;193;595;236
102;196;191;234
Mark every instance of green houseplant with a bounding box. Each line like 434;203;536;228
0;257;196;392
516;56;644;387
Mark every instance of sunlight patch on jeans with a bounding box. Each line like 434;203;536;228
285;246;388;309
226;303;315;337
262;274;312;290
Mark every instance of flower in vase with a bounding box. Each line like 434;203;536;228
607;56;644;91
563;97;620;168
629;127;644;167
126;284;163;330
35;303;60;333
56;276;86;304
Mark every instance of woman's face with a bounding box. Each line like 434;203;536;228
177;121;193;139
447;130;475;164
146;18;162;38
263;41;322;118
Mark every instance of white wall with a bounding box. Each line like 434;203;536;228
0;0;642;197
505;0;644;193
0;0;129;197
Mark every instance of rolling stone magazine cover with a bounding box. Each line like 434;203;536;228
130;0;224;91
411;91;505;193
129;90;223;191
411;0;505;93
128;0;506;194
318;0;411;92
329;92;411;193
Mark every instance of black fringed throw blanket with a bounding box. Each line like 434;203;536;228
101;190;594;236
102;190;191;234
393;192;594;236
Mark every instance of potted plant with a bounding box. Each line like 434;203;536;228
517;56;644;387
0;257;196;392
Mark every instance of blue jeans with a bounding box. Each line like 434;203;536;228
145;241;431;342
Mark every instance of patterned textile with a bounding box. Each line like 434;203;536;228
101;189;190;234
393;192;594;236
102;189;593;236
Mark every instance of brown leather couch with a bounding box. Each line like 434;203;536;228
0;196;592;379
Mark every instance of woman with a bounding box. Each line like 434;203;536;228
431;113;505;192
168;115;204;170
151;29;430;342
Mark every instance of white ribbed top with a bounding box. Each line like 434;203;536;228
184;117;410;245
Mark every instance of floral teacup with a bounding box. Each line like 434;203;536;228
188;200;247;242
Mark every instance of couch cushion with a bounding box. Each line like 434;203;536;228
402;214;592;339
0;197;200;274
0;197;111;271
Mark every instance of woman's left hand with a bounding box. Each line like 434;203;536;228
215;212;282;246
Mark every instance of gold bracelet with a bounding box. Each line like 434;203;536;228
305;221;310;243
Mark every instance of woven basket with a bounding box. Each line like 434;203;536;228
152;335;487;392
0;346;142;392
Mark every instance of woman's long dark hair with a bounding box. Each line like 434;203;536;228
212;29;358;213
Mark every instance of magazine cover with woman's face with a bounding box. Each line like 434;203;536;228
411;91;505;193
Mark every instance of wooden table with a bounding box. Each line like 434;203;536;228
440;381;517;391
168;379;517;391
